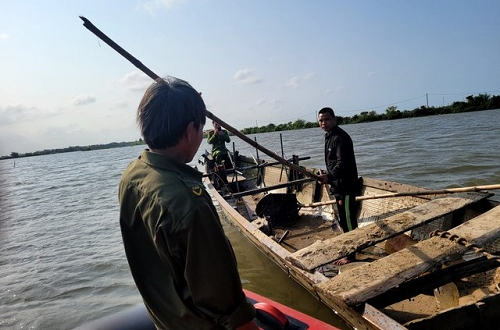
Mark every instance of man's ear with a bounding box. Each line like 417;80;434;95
185;121;196;142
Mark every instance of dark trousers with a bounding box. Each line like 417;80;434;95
336;194;359;232
215;153;233;170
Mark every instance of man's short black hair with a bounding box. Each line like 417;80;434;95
319;107;335;117
137;77;206;149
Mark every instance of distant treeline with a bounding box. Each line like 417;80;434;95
1;139;145;160
240;93;500;134
2;93;498;160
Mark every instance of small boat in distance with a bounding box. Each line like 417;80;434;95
201;149;500;330
73;289;340;330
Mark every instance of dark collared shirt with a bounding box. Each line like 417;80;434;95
324;125;359;195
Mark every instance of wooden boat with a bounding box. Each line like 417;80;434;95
73;289;339;330
201;151;500;330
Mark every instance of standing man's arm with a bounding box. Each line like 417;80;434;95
223;130;231;143
207;130;216;144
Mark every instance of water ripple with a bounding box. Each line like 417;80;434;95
0;109;499;329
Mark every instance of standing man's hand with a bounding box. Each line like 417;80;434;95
318;174;329;184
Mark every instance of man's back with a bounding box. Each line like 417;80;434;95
119;150;252;329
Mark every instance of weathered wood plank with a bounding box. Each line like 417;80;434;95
361;304;408;330
404;293;500;330
287;192;489;271
230;177;314;198
315;205;500;307
367;257;499;308
240;195;258;220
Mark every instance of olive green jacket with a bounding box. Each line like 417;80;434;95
207;130;230;162
119;150;255;329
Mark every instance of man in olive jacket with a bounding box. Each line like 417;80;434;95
207;120;233;169
119;77;257;329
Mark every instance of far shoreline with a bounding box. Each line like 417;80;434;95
2;94;499;160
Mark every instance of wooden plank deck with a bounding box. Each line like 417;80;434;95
241;195;258;220
315;205;500;307
287;192;490;271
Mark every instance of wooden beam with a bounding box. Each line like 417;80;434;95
228;178;314;199
202;156;311;177
240;196;258;220
287;192;489;271
315;205;500;307
403;293;500;330
361;304;408;330
367;257;500;308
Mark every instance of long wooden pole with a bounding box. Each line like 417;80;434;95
298;183;500;207
354;183;500;201
79;16;321;181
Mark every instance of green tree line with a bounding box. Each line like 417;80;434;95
2;93;498;160
240;93;499;133
2;139;145;160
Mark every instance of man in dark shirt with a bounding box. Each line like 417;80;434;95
119;77;257;329
318;107;360;265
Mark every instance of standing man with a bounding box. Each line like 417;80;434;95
119;77;257;330
207;120;233;169
318;107;360;264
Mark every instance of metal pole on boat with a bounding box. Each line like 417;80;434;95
253;136;264;187
231;142;239;192
79;16;322;182
254;137;260;165
279;133;289;181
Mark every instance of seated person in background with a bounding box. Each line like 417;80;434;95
207;120;233;169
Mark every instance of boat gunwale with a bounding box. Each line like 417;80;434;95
203;154;500;330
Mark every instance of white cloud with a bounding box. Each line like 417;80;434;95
267;98;283;109
233;69;262;84
254;98;282;110
304;72;315;80
269;55;280;62
71;95;96;106
0;33;9;43
0;104;53;126
367;71;377;77
138;0;185;15
285;77;300;88
255;99;266;106
324;85;345;94
284;73;314;88
117;71;152;91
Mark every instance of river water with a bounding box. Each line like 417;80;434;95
1;110;499;330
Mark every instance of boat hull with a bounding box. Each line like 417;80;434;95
204;153;500;330
73;289;340;330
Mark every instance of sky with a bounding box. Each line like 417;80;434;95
1;1;499;157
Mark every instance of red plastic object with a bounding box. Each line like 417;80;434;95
254;302;289;329
244;289;340;330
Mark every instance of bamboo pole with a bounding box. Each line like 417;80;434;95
79;16;321;181
355;184;500;201
299;184;500;207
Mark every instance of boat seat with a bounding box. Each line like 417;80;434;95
241;195;258;220
315;205;500;307
286;192;490;271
